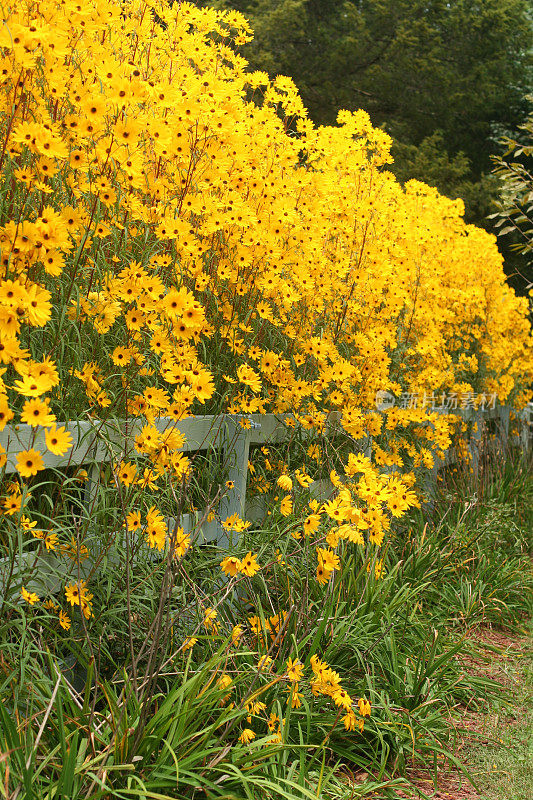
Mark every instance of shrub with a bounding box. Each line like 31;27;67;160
0;1;531;797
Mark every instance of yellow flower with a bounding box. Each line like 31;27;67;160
45;425;73;456
65;580;93;612
173;529;190;559
317;548;340;573
286;657;304;682
20;398;56;427
267;712;280;732
231;624;244;645
257;655;273;671
217;673;232;702
236;364;262;393
16;449;44;477
316;562;332;586
332;687;353;710
222;513;251;532
288;685;304;708
204;607;217;631
43;532;58;551
277;474;293;491
13;373;53;397
358;697;371;717
304;513;321;536
239;552;260;577
343;709;358;731
3;491;22;515
0;395;14;431
59;610;71;630
20;515;37;532
145;506;166;551
295;469;313;487
125;510;142;531
238;728;256;745
280;495;293;516
221;555;241;577
21;586;39;605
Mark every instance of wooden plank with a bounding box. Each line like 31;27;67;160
4;407;492;476
2;405;525;603
249;413;292;444
0;549;92;599
0;420;104;474
153;414;226;452
0;414;228;475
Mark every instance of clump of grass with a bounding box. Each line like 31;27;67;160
465;629;532;800
0;0;531;796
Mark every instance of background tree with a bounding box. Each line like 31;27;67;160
491;107;533;305
198;0;532;227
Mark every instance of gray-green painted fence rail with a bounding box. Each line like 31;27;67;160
1;402;531;600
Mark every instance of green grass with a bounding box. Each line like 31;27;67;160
468;630;533;800
1;445;532;799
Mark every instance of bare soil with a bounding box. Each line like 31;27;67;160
396;626;530;800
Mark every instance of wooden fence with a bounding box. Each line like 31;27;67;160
1;401;531;600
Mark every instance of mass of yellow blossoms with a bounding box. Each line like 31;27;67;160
1;0;532;746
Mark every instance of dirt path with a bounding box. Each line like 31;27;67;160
398;627;532;800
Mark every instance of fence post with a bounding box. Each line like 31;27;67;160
521;404;533;453
217;415;260;549
422;406;446;508
468;410;483;481
499;405;510;451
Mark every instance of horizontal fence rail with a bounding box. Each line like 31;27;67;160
1;402;531;600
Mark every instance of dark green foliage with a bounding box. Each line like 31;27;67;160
199;0;532;226
3;442;531;798
490;108;533;300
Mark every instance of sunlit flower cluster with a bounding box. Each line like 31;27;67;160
1;0;531;746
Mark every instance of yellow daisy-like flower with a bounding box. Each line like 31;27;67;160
238;728;256;745
21;586;39;605
231;624;244;645
16;448;44;477
222;513;251;532
20;398;56;427
342;709;360;731
221;555;241;577
238;552;260;577
280;495;293;516
59;610;71;630
286;657;304;682
45;425;73;456
236;364;262;393
257;655;273;671
358;697;371;717
277;474;293;491
13;373;52;397
43;532;58;551
173;529;190;559
204;607;217;630
65;580;92;610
